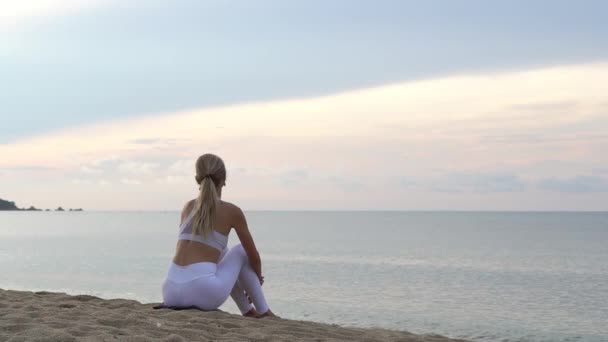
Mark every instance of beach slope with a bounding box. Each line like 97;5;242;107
0;289;467;341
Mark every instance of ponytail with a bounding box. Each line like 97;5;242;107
192;177;219;239
192;154;226;239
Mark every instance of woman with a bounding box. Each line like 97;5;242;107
162;153;276;318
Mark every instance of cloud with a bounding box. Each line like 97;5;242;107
216;166;311;187
1;61;603;173
168;160;194;174
77;158;159;175
506;101;580;115
277;169;309;186
90;156;121;169
165;175;191;185
226;166;363;191
120;178;141;185
71;178;111;186
325;176;366;192
537;176;608;193
71;178;92;185
163;160;197;185
131;138;164;145
74;157;120;176
426;172;527;193
130;138;183;145
0;166;53;171
117;161;158;175
1;61;608;209
79;165;101;174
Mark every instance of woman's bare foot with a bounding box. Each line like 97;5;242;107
243;308;259;318
256;310;279;318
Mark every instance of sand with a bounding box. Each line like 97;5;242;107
0;289;468;342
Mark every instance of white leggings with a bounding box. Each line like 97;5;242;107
162;244;269;314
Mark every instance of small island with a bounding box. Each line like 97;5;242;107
0;198;83;212
0;198;19;210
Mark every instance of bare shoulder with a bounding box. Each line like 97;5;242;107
183;199;196;212
221;200;243;215
220;201;246;225
180;199;196;222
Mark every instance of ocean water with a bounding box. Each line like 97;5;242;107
0;211;607;342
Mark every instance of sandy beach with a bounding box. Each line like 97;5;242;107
0;289;468;342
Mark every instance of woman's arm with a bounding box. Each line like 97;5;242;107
231;204;263;283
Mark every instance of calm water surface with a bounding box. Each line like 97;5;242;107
1;211;607;342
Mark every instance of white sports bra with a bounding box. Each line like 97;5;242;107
177;210;228;251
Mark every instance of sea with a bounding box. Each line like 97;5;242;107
0;211;607;342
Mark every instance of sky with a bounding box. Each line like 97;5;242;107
1;0;608;210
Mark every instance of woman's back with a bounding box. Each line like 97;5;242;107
173;199;237;266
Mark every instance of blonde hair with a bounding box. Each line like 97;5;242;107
192;154;226;239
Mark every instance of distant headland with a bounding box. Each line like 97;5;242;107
0;198;83;212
